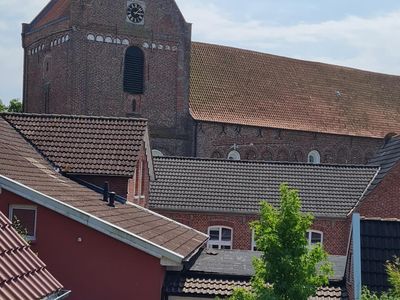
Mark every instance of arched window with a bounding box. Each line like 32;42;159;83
152;149;163;157
305;230;323;246
207;226;233;249
123;46;144;94
227;150;240;160
308;150;320;164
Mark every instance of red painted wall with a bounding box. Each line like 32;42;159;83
158;210;350;255
0;189;165;300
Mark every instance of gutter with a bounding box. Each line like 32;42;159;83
49;290;71;300
0;175;185;266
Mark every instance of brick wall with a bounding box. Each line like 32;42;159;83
127;144;151;208
157;210;350;255
357;161;400;218
196;122;382;164
23;0;193;156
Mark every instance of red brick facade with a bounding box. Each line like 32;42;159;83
158;210;350;255
196;122;382;164
23;0;193;156
356;162;400;218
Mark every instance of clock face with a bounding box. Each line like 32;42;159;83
127;3;145;24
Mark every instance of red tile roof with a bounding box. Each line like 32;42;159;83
0;118;207;262
165;276;347;299
31;0;70;30
189;42;400;138
2;113;148;177
0;212;64;300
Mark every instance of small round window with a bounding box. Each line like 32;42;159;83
308;150;320;164
227;150;240;160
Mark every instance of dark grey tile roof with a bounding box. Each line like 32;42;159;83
189;249;346;281
361;219;400;293
150;157;379;218
366;135;400;194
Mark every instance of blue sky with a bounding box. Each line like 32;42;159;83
1;0;400;104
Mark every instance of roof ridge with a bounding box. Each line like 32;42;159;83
192;41;400;78
154;156;380;170
1;112;149;123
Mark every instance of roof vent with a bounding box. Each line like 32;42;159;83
108;192;116;208
336;91;342;97
103;182;109;202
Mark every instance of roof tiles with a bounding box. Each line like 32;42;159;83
165;276;347;299
31;0;70;30
0;212;63;300
0;118;207;260
2;113;148;176
150;157;379;218
189;42;400;138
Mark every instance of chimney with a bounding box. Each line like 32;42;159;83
103;181;109;202
108;192;116;207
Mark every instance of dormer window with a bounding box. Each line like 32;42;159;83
308;150;320;164
123;46;144;94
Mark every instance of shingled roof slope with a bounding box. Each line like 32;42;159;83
30;0;70;30
0;118;207;261
2;113;148;177
365;135;400;193
189;42;400;138
189;249;346;281
0;212;64;300
361;219;400;293
150;157;379;218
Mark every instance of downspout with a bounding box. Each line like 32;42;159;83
193;120;198;157
352;213;362;300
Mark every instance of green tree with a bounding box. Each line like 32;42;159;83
0;99;6;112
362;257;400;300
229;184;332;300
7;99;22;112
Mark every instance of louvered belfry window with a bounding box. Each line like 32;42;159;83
123;47;144;94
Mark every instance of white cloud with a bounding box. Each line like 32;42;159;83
177;1;400;75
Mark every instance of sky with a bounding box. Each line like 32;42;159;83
1;0;400;104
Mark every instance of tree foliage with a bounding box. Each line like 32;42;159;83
362;257;400;300
228;184;332;300
0;99;6;112
0;99;22;112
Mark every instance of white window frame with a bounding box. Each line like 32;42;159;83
306;230;323;246
207;226;233;250
308;150;321;164
227;150;240;160
9;205;37;241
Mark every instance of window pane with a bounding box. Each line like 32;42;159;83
12;209;35;237
221;228;232;241
221;245;231;250
209;229;220;241
311;232;322;244
211;244;219;249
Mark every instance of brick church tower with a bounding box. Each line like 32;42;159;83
22;0;193;156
